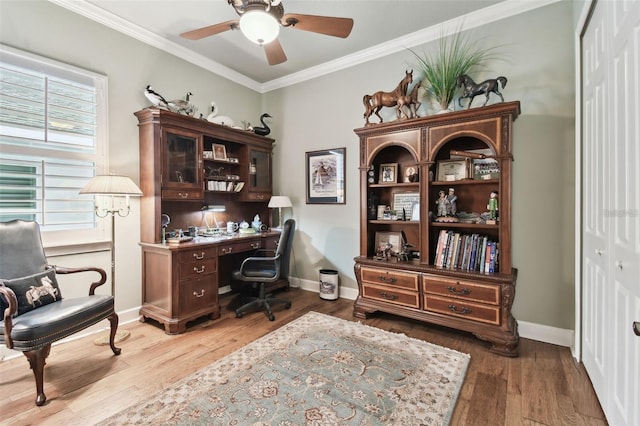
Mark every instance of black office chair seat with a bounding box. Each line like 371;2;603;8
232;219;295;321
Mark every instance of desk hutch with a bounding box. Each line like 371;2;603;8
135;108;282;334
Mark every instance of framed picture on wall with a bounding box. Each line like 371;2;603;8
306;147;346;204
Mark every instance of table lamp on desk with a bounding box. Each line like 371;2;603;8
268;195;292;230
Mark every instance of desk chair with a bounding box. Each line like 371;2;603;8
232;219;295;321
0;220;120;406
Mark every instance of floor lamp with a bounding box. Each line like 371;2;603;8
80;174;143;345
268;195;292;230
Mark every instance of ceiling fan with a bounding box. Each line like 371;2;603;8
180;0;354;65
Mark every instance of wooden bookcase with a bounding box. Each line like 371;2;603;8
353;101;520;356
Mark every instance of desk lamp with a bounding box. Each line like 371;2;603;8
80;174;142;344
268;195;292;230
202;204;226;231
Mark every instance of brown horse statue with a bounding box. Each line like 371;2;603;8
363;70;413;125
457;74;507;109
397;80;422;119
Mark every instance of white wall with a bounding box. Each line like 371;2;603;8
1;0;576;334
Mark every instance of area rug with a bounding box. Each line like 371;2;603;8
99;311;470;425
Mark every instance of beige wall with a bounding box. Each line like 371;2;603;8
1;0;576;329
266;1;576;329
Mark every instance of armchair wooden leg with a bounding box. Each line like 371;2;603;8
24;345;51;406
107;312;122;356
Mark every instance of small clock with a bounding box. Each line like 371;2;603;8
368;168;375;183
405;166;417;182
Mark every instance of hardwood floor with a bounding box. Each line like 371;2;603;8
0;288;607;425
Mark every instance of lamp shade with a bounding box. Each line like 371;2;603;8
268;195;292;208
80;175;143;196
239;10;280;45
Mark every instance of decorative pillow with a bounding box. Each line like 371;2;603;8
0;269;62;316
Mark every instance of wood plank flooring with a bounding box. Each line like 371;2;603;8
0;288;607;425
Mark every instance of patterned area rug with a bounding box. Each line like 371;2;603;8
99;312;470;425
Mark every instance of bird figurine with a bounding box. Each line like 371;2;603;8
253;113;272;136
206;101;235;127
144;85;169;109
167;92;197;116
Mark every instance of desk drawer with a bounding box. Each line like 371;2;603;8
178;247;218;264
180;275;217;313
180;258;217;280
360;267;419;291
161;188;203;201
362;283;419;309
423;275;499;305
424;294;500;325
219;240;262;256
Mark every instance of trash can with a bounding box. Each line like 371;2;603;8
319;269;339;300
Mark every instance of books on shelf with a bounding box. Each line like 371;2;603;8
434;230;498;272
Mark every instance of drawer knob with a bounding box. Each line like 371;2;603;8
178;192;189;198
193;252;205;260
447;285;471;296
251;243;260;249
378;275;397;284
380;291;398;301
193;266;206;274
222;247;233;254
193;289;205;298
448;304;472;315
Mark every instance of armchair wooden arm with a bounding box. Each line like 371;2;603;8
50;264;107;295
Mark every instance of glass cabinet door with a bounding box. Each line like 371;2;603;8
163;129;201;189
246;147;271;201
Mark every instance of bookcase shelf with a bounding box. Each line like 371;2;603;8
353;102;521;357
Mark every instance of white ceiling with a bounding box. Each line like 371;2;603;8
50;0;554;92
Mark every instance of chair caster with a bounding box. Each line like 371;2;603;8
285;302;291;309
235;311;243;318
268;314;275;321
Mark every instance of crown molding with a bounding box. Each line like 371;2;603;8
48;0;560;94
47;0;263;92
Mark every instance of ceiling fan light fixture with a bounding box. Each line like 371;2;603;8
239;10;280;45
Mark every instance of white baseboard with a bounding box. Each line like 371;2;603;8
1;280;574;361
295;277;574;348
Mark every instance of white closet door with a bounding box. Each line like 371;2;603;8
581;0;609;404
582;1;640;425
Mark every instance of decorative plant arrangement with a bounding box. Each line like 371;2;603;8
409;29;500;113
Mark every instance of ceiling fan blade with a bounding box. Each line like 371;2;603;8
282;14;354;38
264;39;287;65
180;20;238;40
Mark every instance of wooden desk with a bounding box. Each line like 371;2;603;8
139;231;281;334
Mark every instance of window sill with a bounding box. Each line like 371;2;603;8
44;241;111;258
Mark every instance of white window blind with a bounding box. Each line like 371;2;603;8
0;45;108;245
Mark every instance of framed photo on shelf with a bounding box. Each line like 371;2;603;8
436;159;469;181
379;163;398;183
213;144;227;160
392;192;419;221
374;231;405;255
306;147;346;204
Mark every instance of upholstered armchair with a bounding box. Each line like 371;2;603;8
232;218;295;321
0;220;120;406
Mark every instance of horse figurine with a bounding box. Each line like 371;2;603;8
397;80;422;119
457;74;507;109
363;70;413;125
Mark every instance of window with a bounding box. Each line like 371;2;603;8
0;45;108;246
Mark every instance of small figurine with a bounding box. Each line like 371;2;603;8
207;101;236;127
253;113;272;136
375;242;393;261
144;85;169;109
447;188;457;215
436;190;450;217
252;214;262;231
397;243;413;262
456;74;507;109
487;191;499;223
167;92;197;116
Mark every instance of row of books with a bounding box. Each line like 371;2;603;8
434;230;498;273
